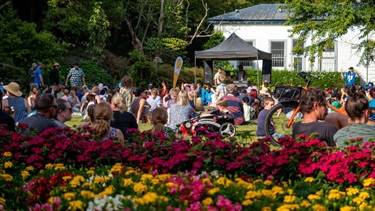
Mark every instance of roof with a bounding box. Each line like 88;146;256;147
195;33;271;60
208;4;290;23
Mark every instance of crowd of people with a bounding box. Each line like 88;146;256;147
0;64;374;149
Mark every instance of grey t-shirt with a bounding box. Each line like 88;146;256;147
292;121;337;146
334;123;375;149
21;113;59;135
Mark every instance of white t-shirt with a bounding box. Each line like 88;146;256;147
146;96;162;112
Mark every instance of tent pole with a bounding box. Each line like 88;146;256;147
194;58;197;84
257;55;259;87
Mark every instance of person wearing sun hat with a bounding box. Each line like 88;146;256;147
49;62;60;86
2;82;30;123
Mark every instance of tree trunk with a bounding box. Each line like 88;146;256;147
126;20;144;54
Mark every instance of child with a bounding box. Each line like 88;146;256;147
242;96;254;124
256;97;275;136
215;98;234;124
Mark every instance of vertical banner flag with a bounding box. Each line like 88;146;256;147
173;56;183;88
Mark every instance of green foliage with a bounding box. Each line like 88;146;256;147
203;31;225;50
283;0;375;67
60;62;114;87
87;2;111;62
245;69;350;89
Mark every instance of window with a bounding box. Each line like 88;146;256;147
292;39;303;71
239;41;254;67
271;41;285;67
319;45;335;71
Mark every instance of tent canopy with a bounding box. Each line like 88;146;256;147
195;33;271;60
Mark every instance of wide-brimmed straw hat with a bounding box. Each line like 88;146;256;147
3;82;22;97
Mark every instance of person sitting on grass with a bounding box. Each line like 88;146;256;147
149;107;173;137
215;98;234;125
292;88;337;146
53;99;73;128
334;85;375;149
256;97;275;137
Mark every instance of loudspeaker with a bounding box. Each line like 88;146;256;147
262;59;272;83
204;61;213;85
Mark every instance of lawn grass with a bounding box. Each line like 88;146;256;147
65;116;281;149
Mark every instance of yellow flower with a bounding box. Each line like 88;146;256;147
4;161;13;168
64;192;76;201
123;178;134;186
0;197;5;205
276;204;299;211
215;177;233;187
21;171;30;180
45;163;54;169
362;178;375;187
70;175;85;188
103;185;115;195
125;169;137;175
151;178;160;185
166;182;175;187
359;203;372;211
301;200;311;208
143;192;158;204
54;163;65;170
202;197;213;206
340;206;356;211
261;189;276;199
1;174;13;181
48;197;58;204
94;176;105;184
110;165;123;174
86;170;95;176
346;188;359;196
352;197;364;205
141;174;153;182
312;204;326;211
245;191;262;199
359;192;370;199
25;166;35;171
68;200;84;211
262;206;272;211
159;196;169;202
63;176;72;181
207;187;220;195
242;199;253;206
155;174;171;181
272;186;285;195
3;152;12;157
133;182;147;193
263;180;272;186
80;190;95;199
304;177;314;183
284;195;297;203
308;194;320;201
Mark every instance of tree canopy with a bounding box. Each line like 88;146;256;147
283;0;375;67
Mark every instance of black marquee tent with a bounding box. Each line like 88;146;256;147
194;33;272;85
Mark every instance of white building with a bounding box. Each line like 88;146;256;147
208;4;375;83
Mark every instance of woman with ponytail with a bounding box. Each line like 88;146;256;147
334;85;375;149
91;102;124;145
111;92;138;141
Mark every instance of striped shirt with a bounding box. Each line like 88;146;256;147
222;95;244;125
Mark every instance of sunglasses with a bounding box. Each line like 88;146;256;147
65;107;73;112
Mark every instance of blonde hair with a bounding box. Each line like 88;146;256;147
91;86;99;94
150;107;168;134
111;92;125;112
169;88;179;98
177;90;190;106
92;102;113;139
188;90;197;107
151;88;158;99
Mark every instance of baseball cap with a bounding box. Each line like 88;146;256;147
32;63;37;67
348;67;354;70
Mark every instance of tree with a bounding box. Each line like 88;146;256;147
283;0;375;67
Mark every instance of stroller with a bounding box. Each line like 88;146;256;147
180;109;236;137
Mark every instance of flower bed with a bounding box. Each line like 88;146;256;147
1;127;375;210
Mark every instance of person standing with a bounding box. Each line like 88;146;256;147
341;67;358;86
34;62;44;87
65;63;86;87
213;67;224;87
49;62;60;85
28;63;37;92
2;82;30;124
237;64;246;81
292;88;337;146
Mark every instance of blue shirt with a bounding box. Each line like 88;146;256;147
34;68;43;84
345;72;357;86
